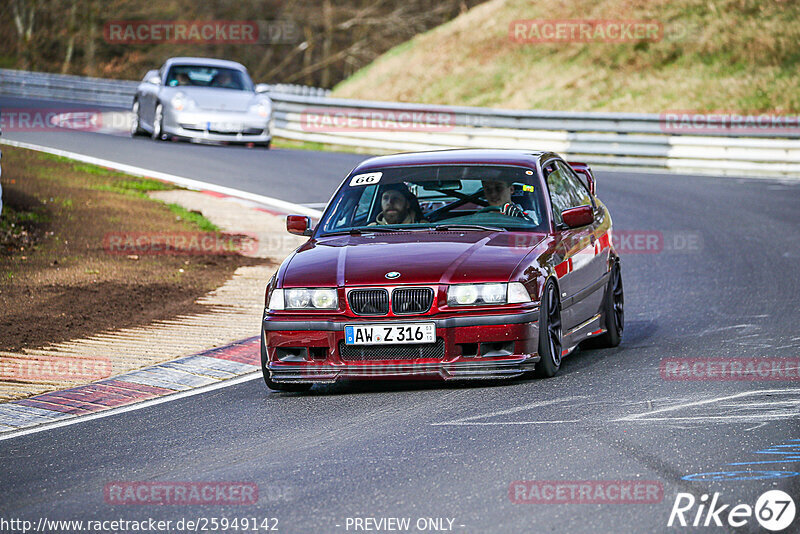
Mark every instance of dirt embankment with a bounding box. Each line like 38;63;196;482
0;147;267;352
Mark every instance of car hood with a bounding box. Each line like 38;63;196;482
163;87;257;112
281;231;546;287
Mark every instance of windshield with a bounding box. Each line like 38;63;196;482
165;65;253;91
317;165;548;235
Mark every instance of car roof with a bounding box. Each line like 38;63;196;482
163;57;247;71
351;149;556;174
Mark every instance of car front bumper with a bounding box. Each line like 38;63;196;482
263;310;540;383
163;108;271;143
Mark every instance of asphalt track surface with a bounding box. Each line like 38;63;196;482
1;96;800;533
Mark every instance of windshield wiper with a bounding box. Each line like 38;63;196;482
433;224;506;232
324;227;403;236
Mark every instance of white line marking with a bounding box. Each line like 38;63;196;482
432;396;586;426
615;388;800;422
435;420;581;426
0;372;261;442
0;138;323;218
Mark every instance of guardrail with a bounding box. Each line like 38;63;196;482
0;68;329;107
1;68;798;177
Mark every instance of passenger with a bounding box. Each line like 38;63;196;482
371;183;426;225
481;179;527;218
176;73;191;86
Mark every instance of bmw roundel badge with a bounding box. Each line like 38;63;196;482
385;271;401;279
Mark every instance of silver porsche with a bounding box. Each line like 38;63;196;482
130;57;272;148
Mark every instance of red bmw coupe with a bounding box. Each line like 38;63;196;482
262;149;623;391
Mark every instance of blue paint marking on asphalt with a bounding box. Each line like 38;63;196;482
727;460;800;465
683;437;800;480
682;471;799;481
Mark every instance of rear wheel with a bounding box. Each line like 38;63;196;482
534;279;563;378
261;337;312;392
594;263;624;347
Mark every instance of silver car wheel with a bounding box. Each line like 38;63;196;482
151;104;163;140
130;101;144;136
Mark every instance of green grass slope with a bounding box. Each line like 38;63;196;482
332;0;800;112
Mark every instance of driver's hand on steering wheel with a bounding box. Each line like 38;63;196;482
501;202;526;218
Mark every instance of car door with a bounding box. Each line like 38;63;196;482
544;159;603;332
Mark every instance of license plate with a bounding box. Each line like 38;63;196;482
207;121;242;132
344;322;436;345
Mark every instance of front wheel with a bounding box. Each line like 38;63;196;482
534;279;563;378
130;101;145;136
151;103;164;141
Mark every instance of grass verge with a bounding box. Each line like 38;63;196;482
0;147;263;352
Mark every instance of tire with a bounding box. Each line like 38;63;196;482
534;279;563;378
260;336;312;392
258;140;271;149
151;103;164;141
594;262;624;348
130;100;145;136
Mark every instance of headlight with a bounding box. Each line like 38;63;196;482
447;282;531;306
251;98;272;118
170;92;195;111
269;288;337;310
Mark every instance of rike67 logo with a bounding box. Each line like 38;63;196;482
668;490;795;531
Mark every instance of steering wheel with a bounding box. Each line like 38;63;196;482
476;205;502;213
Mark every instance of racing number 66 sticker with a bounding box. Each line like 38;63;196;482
349;172;382;186
755;490;796;531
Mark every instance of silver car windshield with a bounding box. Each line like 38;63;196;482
318;165;549;235
165;65;253;91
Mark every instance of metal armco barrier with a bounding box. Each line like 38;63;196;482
1;68;798;177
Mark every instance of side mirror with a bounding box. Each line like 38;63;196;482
561;205;594;229
568;161;596;196
146;75;161;85
584;173;595;196
255;83;271;93
287;215;313;236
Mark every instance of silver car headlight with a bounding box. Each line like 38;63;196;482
447;282;531;306
269;288;338;310
170;92;195;111
250;97;272;118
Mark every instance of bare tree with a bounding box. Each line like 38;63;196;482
11;0;38;69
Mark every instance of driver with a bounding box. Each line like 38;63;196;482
371;183;426;225
481;179;527;218
212;71;237;89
